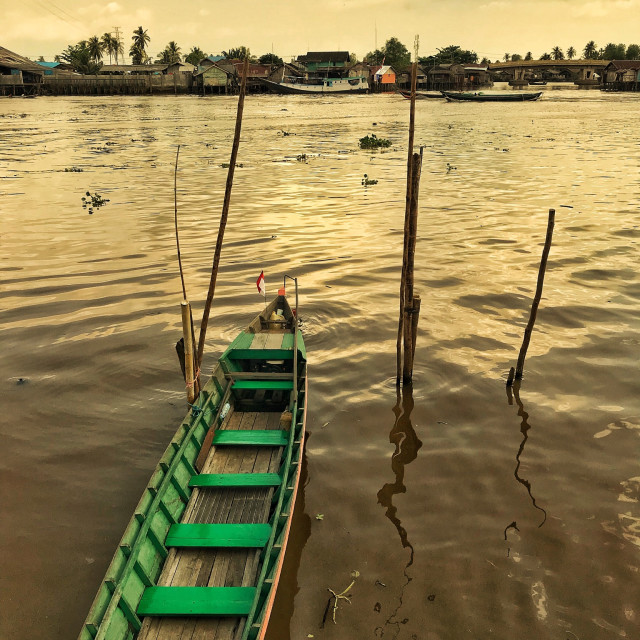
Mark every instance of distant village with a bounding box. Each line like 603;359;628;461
2;40;640;97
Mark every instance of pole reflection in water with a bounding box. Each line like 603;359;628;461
375;386;423;637
506;380;547;540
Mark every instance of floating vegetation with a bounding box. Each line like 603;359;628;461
362;173;378;186
81;191;110;214
296;154;308;162
64;167;84;172
221;162;243;168
359;133;391;150
91;146;112;153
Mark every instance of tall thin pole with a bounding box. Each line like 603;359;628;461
196;57;250;371
514;208;555;381
181;301;195;404
174;145;186;300
396;62;417;384
402;150;423;384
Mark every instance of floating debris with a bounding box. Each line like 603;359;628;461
359;133;391;150
64;167;84;172
81;191;110;214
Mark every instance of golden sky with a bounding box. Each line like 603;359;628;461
5;0;640;62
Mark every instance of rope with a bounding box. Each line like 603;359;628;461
187;402;202;416
185;369;201;389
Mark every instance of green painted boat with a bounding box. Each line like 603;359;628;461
79;288;307;640
442;90;543;102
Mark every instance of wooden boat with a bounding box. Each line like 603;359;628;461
442;90;542;102
397;90;444;100
260;76;369;94
79;287;307;640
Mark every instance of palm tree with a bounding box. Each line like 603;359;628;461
131;26;150;64
583;41;598;59
185;46;207;66
567;46;576;60
551;46;564;60
158;41;182;64
101;32;116;64
113;35;124;65
87;35;103;63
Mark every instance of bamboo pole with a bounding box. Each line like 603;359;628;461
402;150;423;384
411;294;421;362
196;57;250;371
181;301;195;404
173;145;200;396
512;208;555;382
396;62;418;384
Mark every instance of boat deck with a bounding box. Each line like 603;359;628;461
137;409;287;640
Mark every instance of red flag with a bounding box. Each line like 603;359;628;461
256;270;265;295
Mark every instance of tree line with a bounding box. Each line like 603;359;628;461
54;28;286;74
50;31;640;75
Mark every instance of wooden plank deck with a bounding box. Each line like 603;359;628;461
137;409;285;640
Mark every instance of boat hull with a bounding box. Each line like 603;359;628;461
442;90;542;102
260;77;369;94
79;294;307;640
397;90;444;100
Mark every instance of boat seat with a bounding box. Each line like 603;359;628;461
137;586;256;616
228;348;294;360
212;430;288;447
165;523;271;548
232;380;293;391
190;473;282;488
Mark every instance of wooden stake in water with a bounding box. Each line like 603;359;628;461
173;144;200;396
396;62;418;385
181;301;195;404
402;150;423;384
196;57;250;371
510;208;556;383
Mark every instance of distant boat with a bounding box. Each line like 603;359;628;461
442;90;543;102
260;75;369;94
397;90;444;100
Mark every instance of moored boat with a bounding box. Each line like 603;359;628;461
397;90;445;100
79;286;307;640
260;75;368;94
442;90;543;102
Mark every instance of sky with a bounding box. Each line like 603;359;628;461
4;0;640;62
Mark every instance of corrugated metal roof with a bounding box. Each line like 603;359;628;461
297;51;350;63
606;59;640;70
0;46;44;73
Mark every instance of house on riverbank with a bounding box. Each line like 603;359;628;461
0;45;44;95
603;60;640;91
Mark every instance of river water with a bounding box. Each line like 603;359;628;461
1;91;639;640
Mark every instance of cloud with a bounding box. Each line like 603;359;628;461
572;0;637;17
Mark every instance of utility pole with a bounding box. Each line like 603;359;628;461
113;26;122;65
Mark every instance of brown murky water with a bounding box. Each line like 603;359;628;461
1;92;639;640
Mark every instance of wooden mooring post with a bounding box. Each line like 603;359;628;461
181;301;195;404
196;57;250;374
396;62;423;386
507;208;555;386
